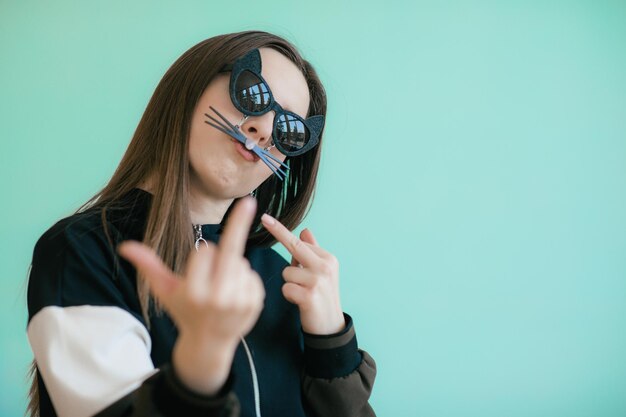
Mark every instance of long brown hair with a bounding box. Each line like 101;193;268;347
27;30;327;416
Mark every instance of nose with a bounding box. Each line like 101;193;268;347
240;111;274;150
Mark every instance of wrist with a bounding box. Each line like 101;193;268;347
300;309;345;335
172;332;237;395
177;328;239;352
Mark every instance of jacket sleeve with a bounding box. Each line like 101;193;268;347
27;218;240;417
300;314;377;417
92;365;239;417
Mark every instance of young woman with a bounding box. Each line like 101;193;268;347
26;31;376;417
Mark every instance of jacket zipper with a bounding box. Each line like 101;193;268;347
194;224;208;250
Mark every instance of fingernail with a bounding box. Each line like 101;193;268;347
261;213;275;225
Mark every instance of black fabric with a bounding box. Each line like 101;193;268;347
93;367;238;417
155;365;239;417
27;188;364;417
303;314;362;379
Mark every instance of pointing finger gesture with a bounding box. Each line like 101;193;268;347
261;213;345;335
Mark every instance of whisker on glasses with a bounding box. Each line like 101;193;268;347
250;147;289;180
209;106;241;132
260;147;288;166
255;152;283;179
204;111;247;144
203;107;290;181
204;119;236;138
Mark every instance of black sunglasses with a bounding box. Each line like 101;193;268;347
204;49;324;180
225;49;325;157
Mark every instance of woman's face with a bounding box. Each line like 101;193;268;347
188;48;311;200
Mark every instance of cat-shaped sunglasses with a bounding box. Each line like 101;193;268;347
204;48;325;180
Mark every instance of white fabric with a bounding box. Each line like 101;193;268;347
27;305;158;417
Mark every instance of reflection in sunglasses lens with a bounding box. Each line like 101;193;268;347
235;71;270;113
233;70;311;155
276;114;308;153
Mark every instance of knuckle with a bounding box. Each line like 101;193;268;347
247;269;261;284
253;293;265;311
254;282;266;302
250;266;260;279
289;236;302;252
241;258;251;270
282;267;294;281
309;273;321;286
319;263;334;276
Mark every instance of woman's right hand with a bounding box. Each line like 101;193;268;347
117;197;265;395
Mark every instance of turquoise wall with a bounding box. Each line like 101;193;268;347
2;1;625;415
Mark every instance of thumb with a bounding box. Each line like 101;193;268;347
118;241;179;305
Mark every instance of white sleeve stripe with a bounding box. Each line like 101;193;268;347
28;305;157;417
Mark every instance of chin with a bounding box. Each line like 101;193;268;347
195;173;252;201
190;155;274;199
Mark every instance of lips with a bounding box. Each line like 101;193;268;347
232;139;259;162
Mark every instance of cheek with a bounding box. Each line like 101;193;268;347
188;131;232;179
188;128;212;165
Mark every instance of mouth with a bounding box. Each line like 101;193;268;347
231;138;260;162
205;106;289;179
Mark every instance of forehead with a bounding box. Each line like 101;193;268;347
258;48;310;117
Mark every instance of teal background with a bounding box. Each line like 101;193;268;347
2;1;625;416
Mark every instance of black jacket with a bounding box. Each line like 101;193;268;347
27;188;376;417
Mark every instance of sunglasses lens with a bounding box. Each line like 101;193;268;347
275;114;309;153
234;70;271;113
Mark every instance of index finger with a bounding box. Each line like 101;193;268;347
219;197;257;256
260;213;319;268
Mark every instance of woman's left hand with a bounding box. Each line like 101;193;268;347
261;213;346;335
